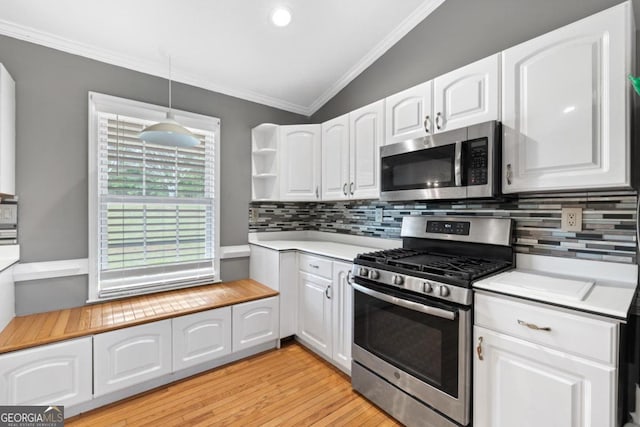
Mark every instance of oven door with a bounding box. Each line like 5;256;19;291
352;280;470;425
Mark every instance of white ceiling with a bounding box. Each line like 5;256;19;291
0;0;444;116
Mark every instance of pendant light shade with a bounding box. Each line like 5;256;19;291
139;57;199;148
139;113;199;147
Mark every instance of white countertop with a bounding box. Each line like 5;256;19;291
0;245;19;272
248;231;399;262
474;253;638;320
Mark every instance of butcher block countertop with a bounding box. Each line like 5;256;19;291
0;279;277;355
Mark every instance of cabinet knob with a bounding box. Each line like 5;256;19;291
435;112;443;130
506;164;513;185
423;115;431;134
325;285;332;299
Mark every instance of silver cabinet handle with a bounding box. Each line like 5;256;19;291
506;164;513;185
476;336;484;361
352;283;456;320
350;182;354;195
315;186;319;198
517;319;551;332
435;112;443;130
346;270;354;285
423;115;431;134
342;183;348;196
325;285;331;299
309;264;319;269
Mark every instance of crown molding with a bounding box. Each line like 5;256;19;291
0;18;311;116
307;0;445;115
0;0;444;118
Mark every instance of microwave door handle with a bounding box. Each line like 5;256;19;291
454;141;462;187
352;283;457;320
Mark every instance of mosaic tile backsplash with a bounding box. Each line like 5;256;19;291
249;191;639;312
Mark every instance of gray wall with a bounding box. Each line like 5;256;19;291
0;35;306;314
311;0;639;122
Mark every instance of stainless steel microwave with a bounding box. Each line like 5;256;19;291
380;121;500;201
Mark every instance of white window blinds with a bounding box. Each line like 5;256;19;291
89;93;219;300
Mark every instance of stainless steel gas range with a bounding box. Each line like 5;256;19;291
350;215;514;427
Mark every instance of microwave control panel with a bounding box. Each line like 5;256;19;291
466;138;488;186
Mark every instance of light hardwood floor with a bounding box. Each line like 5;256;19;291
67;342;402;426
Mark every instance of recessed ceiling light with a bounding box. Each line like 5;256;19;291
271;7;292;27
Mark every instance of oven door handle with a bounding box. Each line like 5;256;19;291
352;283;457;321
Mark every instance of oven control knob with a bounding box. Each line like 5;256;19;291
358;267;369;277
368;270;380;280
423;281;433;293
438;285;451;297
392;275;404;286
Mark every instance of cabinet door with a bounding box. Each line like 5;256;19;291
279;124;321;201
298;271;333;358
0;337;92;407
502;3;631;193
385;81;432;144
474;326;616;427
321;114;350;200
331;261;353;373
0;64;15;196
232;297;279;352
278;251;298;338
434;54;499;133
94;320;172;397
349;100;384;200
172;307;231;371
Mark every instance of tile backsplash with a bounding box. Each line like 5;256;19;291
250;191;638;264
250;191;640;313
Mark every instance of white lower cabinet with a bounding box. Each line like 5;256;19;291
296;254;354;373
331;261;353;373
232;297;279;352
0;337;92;407
298;270;333;359
249;245;298;338
474;292;619;427
172;307;232;371
93;320;172;397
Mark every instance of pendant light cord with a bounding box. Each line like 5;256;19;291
168;56;172;116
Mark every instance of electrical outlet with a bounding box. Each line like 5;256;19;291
375;208;384;223
561;207;582;232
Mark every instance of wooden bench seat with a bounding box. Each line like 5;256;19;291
0;279;277;354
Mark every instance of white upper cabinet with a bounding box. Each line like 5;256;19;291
349;100;384;199
0;64;15;196
501;2;633;193
321;114;350;200
433;54;499;133
385;81;432;144
279;124;321;201
384;54;499;145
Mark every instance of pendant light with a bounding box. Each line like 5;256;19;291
139;57;199;148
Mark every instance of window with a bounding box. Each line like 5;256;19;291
88;92;220;301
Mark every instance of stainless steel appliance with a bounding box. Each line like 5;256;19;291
351;215;513;427
380;121;500;201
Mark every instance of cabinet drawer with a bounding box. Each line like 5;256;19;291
474;292;617;365
298;253;332;279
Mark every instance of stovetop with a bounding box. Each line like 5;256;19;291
351;215;514;306
356;248;511;283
